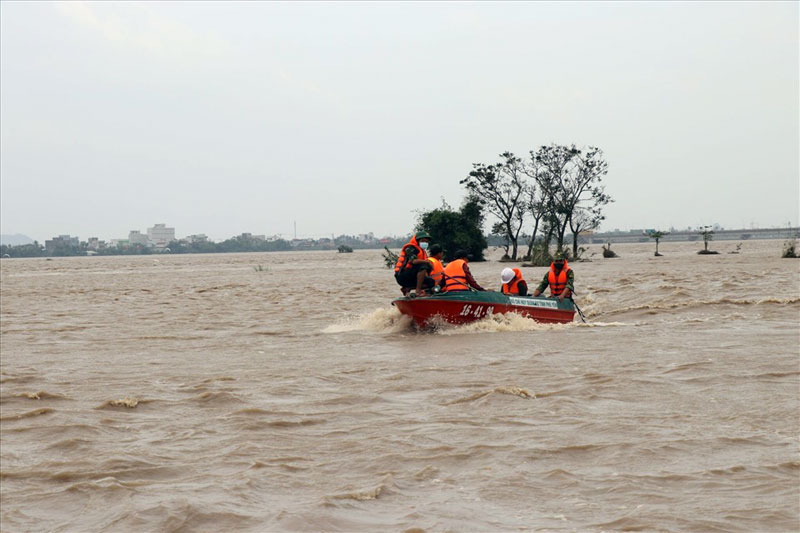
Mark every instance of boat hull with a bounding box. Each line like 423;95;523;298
392;291;575;327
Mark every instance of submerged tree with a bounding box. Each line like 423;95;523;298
568;207;601;259
781;226;799;258
463;144;612;261
602;242;618;258
697;226;718;254
782;239;798;258
417;195;487;262
521;158;548;261
382;247;399;269
461;152;527;260
491;221;511;259
528;144;578;253
647;230;669;256
527;145;611;256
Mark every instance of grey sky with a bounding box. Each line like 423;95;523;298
1;1;797;243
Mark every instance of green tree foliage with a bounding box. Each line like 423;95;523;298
167;238;292;254
417;195;487;262
97;244;153;255
382;246;399;269
529;144;611;257
646;230;669;256
467;145;612;261
0;242;46;258
697;226;717;254
461;152;527;260
491;221;510;258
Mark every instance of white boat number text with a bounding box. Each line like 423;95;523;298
459;304;494;318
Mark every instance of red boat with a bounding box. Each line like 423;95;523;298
392;290;576;328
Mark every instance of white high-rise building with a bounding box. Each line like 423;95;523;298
128;230;149;246
185;234;209;244
147;224;175;248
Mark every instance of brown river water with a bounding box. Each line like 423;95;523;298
1;240;798;532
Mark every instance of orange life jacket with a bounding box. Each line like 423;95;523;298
547;261;571;296
501;268;524;295
442;259;469;292
394;237;428;273
428;257;444;283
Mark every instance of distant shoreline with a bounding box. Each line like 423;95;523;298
583;227;798;245
1;227;796;259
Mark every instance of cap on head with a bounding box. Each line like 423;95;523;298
455;249;469;260
500;267;515;284
429;244;443;255
415;231;431;241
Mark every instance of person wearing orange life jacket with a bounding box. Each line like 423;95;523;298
532;252;574;302
500;267;528;296
394;231;434;296
427;244;445;287
442;250;486;292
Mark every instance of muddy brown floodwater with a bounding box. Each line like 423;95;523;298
1;240;798;532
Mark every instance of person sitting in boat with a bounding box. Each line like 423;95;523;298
441;250;486;292
532;252;573;302
500;267;528;296
427;244;445;288
394;231;434;296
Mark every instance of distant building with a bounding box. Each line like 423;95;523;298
237;233;266;241
128;230;149;246
87;237;100;250
147;223;175;248
185;234;209;244
45;234;79;250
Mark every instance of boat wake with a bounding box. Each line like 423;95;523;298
432;312;573;334
323;308;631;335
322;308;413;334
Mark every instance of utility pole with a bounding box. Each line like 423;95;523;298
294;221;296;240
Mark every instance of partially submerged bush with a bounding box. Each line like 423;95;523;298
782;240;798;258
521;243;553;267
382;246;399;269
698;226;716;254
728;243;742;255
602;242;618;258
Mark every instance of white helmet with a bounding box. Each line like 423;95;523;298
500;267;515;284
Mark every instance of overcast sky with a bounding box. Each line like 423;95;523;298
1;1;797;242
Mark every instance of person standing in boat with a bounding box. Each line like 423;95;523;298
427;244;445;288
532;252;574;301
394;231;434;296
500;267;528;296
442;250;486;292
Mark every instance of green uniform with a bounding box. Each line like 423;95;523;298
536;268;574;295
